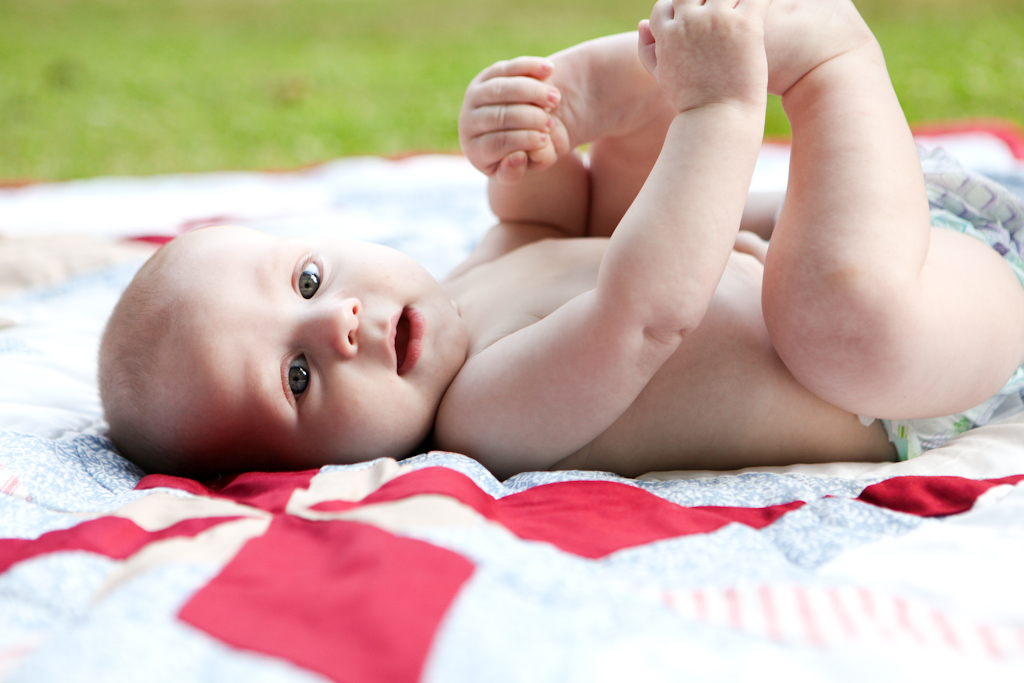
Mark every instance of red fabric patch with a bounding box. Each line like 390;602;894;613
137;474;211;496
127;235;174;246
138;470;319;513
179;516;474;683
499;481;803;558
857;475;1024;517
912;119;1024;160
357;468;803;559
0;516;236;573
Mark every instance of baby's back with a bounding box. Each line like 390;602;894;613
442;236;894;476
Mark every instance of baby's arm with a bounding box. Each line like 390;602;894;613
438;0;769;477
616;0;769;329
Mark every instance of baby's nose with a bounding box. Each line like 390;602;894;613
315;297;360;359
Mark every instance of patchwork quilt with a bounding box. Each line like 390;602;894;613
2;126;1024;682
5;435;1024;682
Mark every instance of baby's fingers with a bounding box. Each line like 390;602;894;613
474;129;551;165
491;141;558;184
466;75;561;111
463;103;552;140
494;151;529;185
474;56;554;85
462;126;550;177
525;142;557;173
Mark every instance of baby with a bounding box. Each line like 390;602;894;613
99;0;1024;480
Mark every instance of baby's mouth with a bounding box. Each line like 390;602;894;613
395;307;425;376
395;309;410;372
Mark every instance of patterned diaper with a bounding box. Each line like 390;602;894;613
873;148;1024;460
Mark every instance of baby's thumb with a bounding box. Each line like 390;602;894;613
638;20;658;76
526;141;557;174
494;151;528;185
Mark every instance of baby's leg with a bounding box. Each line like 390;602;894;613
557;34;676;237
761;0;1024;419
586;110;674;237
540;32;679;237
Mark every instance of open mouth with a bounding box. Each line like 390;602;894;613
394;307;425;376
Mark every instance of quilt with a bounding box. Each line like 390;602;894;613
2;125;1024;682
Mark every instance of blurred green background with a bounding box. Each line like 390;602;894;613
2;0;1023;180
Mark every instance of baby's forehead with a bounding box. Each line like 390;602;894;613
149;228;278;296
140;231;251;323
170;225;271;263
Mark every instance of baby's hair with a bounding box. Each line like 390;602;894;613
98;249;181;475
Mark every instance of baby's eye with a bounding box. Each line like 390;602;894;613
298;262;320;299
288;355;310;396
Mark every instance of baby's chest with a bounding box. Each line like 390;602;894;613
449;240;768;357
450;239;606;355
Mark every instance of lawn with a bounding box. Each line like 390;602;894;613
2;0;1022;180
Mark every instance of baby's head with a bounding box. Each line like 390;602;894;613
99;225;469;477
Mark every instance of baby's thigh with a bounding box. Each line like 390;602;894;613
571;264;896;475
907;228;1024;410
763;224;1024;423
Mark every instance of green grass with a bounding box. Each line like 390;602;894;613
2;0;1023;180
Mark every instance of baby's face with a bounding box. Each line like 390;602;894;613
154;225;468;473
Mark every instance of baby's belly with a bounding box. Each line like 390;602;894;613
553;252;895;476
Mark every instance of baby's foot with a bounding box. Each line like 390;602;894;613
763;0;876;96
458;57;571;184
545;32;677;149
459;34;678;184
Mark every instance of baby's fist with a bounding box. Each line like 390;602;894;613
639;0;770;113
458;56;569;184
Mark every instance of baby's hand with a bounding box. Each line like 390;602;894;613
638;0;770;114
459;57;571;184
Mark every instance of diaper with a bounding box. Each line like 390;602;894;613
870;148;1024;460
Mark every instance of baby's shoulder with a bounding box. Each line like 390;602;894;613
443;221;575;282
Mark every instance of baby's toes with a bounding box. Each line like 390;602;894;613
482;129;550;163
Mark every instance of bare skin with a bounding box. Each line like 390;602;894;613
443;235;892;477
439;0;1024;478
444;14;890;477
